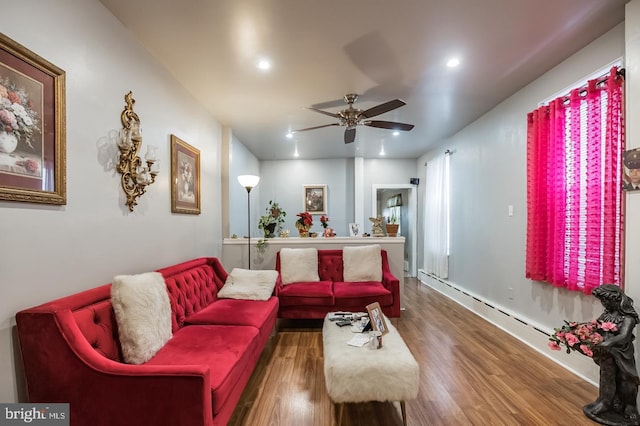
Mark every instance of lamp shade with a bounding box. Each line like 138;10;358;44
238;175;260;189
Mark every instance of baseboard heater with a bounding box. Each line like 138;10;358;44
416;269;598;385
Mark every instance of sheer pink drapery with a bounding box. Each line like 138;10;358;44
526;67;624;294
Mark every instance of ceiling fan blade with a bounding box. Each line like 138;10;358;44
292;123;340;133
363;120;414;131
360;99;406;118
344;128;356;144
308;107;340;119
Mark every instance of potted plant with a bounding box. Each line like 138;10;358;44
386;212;399;237
295;211;313;237
258;200;286;238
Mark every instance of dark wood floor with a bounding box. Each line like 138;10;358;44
228;278;598;425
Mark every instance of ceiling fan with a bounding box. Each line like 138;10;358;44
293;94;415;144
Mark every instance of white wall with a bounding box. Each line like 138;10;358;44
625;0;640;315
229;133;261;238
258;159;354;235
227;157;418;237
1;0;223;402
417;23;626;379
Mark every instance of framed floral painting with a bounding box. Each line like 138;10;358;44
303;184;326;214
0;33;66;205
170;135;200;214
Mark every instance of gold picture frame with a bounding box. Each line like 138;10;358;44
303;184;326;214
0;32;66;205
170;135;200;214
366;302;389;335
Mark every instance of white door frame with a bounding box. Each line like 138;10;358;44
371;184;417;277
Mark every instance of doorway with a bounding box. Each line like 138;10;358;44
371;184;417;277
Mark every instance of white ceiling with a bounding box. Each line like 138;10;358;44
99;0;627;160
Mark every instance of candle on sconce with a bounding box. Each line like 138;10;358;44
118;128;133;150
145;145;158;162
130;122;142;141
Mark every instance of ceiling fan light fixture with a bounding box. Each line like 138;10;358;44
292;94;414;144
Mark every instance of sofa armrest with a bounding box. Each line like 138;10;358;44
273;274;284;296
381;269;400;295
380;250;401;317
17;310;214;426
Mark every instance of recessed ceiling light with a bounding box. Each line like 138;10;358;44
286;132;293;139
257;59;271;70
379;148;386;156
446;57;460;68
392;131;400;136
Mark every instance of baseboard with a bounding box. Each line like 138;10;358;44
417;270;599;386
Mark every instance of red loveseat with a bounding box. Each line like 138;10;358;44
274;248;400;319
16;257;278;426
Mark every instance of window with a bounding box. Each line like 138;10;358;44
525;66;624;294
423;153;450;278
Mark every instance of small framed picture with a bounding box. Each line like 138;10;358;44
303;184;326;214
366;302;388;335
623;148;640;191
349;223;360;237
170;135;200;214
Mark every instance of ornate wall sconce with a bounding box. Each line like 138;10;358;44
117;91;159;211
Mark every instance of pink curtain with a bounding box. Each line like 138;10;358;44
526;67;624;294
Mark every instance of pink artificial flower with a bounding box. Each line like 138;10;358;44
565;333;579;347
24;159;38;173
0;109;17;127
548;341;561;351
555;331;566;342
591;332;604;345
569;322;578;327
7;91;20;104
580;344;593;357
600;322;617;332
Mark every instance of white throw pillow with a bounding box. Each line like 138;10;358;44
280;248;320;285
111;272;172;364
218;268;278;300
343;245;382;282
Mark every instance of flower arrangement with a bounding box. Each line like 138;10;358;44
0;76;39;150
548;320;617;358
295;211;313;231
320;215;330;229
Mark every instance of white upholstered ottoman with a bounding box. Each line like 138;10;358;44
322;313;419;425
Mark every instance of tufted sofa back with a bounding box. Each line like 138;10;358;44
317;250;345;281
62;257;228;362
156;257;227;332
275;249;390;282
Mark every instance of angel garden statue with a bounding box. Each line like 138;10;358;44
584;285;640;426
369;216;385;237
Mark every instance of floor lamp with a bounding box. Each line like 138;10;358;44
237;175;260;269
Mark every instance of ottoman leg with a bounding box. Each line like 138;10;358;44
336;403;344;426
400;401;407;426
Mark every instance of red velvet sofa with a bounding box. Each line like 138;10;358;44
274;249;400;319
15;257;278;426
